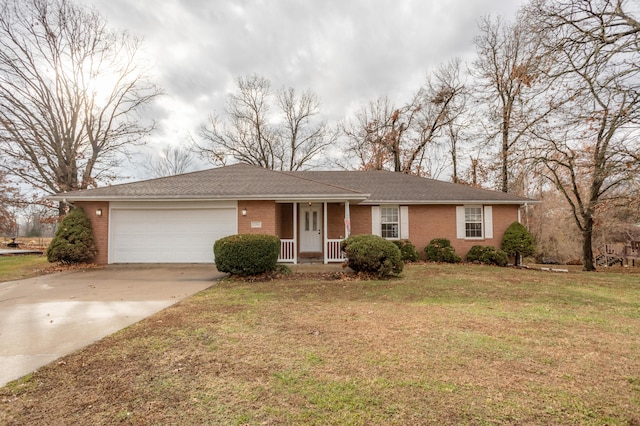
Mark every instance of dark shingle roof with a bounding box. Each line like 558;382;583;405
50;164;365;201
286;170;533;204
51;163;534;204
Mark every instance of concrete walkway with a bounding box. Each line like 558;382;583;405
0;248;43;256
0;264;224;387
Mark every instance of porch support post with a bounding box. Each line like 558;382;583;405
344;201;350;238
323;202;328;264
293;202;298;264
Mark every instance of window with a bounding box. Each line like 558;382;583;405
465;206;483;238
380;206;399;239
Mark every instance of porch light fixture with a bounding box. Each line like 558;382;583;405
242;208;247;216
96;209;102;216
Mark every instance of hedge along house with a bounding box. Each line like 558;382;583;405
48;163;535;265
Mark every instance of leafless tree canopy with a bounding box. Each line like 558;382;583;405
527;0;640;270
198;74;334;171
0;0;161;212
471;13;562;193
341;59;466;176
143;145;194;178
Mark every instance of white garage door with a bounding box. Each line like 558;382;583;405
109;201;237;263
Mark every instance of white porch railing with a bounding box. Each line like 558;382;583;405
279;239;295;263
326;239;346;262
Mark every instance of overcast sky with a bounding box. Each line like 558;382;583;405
87;0;524;175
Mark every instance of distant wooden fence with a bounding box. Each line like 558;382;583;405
596;241;640;267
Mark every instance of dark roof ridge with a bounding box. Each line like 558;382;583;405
279;169;366;195
68;163;253;194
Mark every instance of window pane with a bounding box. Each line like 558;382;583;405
381;207;398;223
312;211;318;231
381;223;398;238
466;223;482;238
305;212;309;231
465;207;482;222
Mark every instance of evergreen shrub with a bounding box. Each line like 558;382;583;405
47;207;97;264
214;234;280;276
466;245;509;267
501;222;535;265
392;239;420;262
424;238;462;263
340;234;403;277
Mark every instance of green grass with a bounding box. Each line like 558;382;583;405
0;254;50;282
1;263;639;425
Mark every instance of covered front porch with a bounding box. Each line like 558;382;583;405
275;201;352;264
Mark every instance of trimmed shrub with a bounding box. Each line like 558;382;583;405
341;234;403;277
214;234;280;276
424;238;462;263
47;207;97;264
392;239;420;262
466;245;509;267
502;221;535;265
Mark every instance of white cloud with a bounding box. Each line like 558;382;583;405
88;0;523;160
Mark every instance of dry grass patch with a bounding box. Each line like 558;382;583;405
1;263;639;425
0;255;50;282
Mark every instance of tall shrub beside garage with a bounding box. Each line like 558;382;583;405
214;234;280;276
47;207;97;264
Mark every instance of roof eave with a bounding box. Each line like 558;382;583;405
359;199;539;205
48;193;370;202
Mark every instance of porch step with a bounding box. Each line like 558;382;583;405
287;263;352;273
297;257;324;264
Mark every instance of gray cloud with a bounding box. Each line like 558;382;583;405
88;0;522;148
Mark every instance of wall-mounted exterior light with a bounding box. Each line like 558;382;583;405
242;208;247;216
96;209;103;216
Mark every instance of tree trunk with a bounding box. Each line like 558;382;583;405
582;217;596;271
501;134;509;193
58;201;67;217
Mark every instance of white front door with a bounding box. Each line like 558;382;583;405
300;204;322;252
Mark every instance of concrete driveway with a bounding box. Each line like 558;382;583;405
0;264;224;387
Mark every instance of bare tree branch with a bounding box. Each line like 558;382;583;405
197;74;332;171
0;0;161;214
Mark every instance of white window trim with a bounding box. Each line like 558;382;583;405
456;205;493;240
380;205;400;240
372;205;409;240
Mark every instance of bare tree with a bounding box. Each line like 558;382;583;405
340;96;406;171
0;0;161;214
528;0;640;271
0;169;20;236
341;60;466;176
471;13;559;193
143;145;194;178
198;74;333;171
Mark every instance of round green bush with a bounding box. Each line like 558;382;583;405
424;238;462;263
501;222;535;265
47;207;97;264
466;245;509;267
392;239;420;262
341;234;403;277
214;234;280;276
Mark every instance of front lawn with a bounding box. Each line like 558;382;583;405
0;255;50;282
1;264;639;425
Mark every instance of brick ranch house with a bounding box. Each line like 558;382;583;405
49;163;535;265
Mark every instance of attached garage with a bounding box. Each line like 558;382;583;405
109;201;237;264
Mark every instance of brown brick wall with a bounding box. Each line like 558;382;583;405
349;204;372;236
408;204;520;257
327;203;347;239
238;200;277;235
277;203;294;239
75;201;109;265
